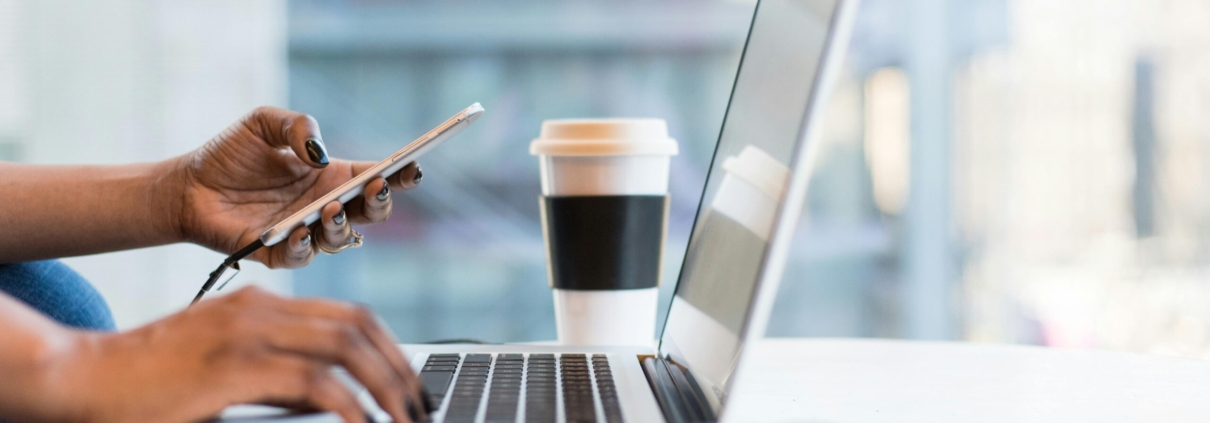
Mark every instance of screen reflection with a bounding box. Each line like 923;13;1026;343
659;0;839;409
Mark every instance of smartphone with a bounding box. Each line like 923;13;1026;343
258;102;484;246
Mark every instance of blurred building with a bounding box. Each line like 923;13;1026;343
954;0;1210;357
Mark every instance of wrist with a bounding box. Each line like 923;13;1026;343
147;155;190;245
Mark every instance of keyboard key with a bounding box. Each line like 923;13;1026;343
593;360;623;423
464;353;492;363
418;352;621;422
562;359;599;423
418;371;454;396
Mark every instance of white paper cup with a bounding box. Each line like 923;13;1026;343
531;118;678;347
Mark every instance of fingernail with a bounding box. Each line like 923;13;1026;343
376;183;390;201
300;233;311;247
412;167;424;185
421;389;435;413
405;396;421;422
333;209;346;225
305;138;329;166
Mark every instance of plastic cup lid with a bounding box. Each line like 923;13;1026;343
530;118;679;156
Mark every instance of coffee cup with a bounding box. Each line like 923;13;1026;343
530;118;678;347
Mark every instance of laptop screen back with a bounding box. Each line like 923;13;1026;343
658;0;844;411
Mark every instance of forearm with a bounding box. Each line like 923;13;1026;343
0;159;185;262
0;293;90;422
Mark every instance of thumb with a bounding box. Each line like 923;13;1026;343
247;106;329;168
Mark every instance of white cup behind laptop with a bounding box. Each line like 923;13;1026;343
531;119;678;347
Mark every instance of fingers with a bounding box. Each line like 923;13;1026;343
390;162;423;191
242;356;366;423
246;106;329;168
349;161;423;192
216;288;418;422
343;161;423;225
270;299;426;422
345;178;392;225
317;201;353;252
258;318;410;423
265;226;315;269
302;370;367;423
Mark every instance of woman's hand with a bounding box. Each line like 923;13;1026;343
168;106;423;268
32;287;427;423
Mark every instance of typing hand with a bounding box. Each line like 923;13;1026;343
167;106;423;268
50;287;425;423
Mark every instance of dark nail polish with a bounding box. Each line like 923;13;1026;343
305;138;329;166
420;388;435;413
412;168;424;184
376;183;390;201
405;396;421;422
333;209;346;225
300;234;311;247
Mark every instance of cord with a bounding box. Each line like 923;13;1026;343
190;239;265;305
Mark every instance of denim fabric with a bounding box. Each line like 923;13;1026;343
0;260;116;331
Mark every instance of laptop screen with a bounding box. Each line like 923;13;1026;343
658;0;843;410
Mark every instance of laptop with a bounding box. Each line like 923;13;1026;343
222;0;856;421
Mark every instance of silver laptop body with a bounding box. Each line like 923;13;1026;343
222;1;857;421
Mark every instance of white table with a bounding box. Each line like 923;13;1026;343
225;338;1210;422
723;338;1210;423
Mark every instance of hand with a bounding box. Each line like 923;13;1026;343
44;287;427;423
169;106;424;268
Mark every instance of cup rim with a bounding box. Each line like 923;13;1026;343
530;138;679;156
531;118;679;156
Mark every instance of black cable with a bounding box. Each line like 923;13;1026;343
190;239;265;306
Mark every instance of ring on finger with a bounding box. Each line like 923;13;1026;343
318;228;364;254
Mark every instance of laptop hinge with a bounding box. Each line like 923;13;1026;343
641;357;717;423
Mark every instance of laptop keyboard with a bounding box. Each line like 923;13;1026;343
419;353;622;423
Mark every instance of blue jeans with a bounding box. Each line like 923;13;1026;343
0;260;116;331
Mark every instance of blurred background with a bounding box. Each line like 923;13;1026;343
2;0;1210;359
